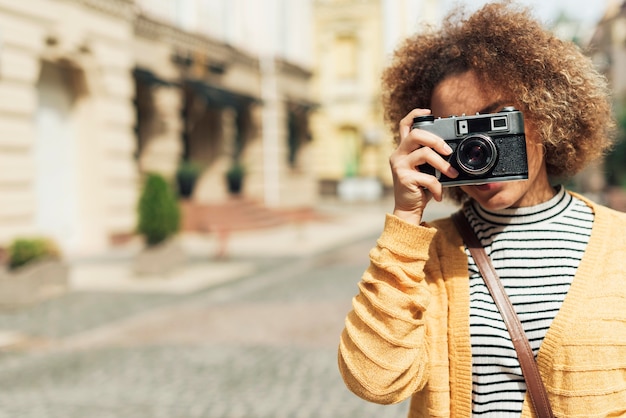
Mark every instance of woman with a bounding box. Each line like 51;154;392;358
338;3;626;417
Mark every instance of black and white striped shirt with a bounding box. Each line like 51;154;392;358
464;186;594;416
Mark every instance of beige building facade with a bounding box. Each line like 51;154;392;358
0;0;317;258
132;13;317;208
0;0;137;257
134;0;318;209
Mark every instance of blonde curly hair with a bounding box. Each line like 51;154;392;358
382;2;615;192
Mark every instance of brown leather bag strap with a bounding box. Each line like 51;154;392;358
452;210;555;418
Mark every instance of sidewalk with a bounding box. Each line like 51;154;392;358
0;198;458;349
69;198;458;296
69;198;387;295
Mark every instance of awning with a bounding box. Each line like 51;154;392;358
133;68;177;87
287;98;319;114
185;80;261;110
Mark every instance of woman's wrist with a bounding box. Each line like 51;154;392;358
392;208;424;225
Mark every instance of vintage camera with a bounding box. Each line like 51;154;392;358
412;107;528;187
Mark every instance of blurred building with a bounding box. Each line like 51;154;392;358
0;0;137;257
2;0;618;259
0;0;316;257
589;0;626;102
311;0;438;200
132;0;317;209
587;0;626;199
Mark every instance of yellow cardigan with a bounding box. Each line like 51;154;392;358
339;195;626;417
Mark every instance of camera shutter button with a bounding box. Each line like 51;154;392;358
412;115;435;127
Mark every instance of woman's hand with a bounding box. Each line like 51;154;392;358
389;109;459;225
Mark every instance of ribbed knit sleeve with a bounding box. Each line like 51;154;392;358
338;213;437;405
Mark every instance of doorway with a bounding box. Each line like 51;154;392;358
34;62;80;254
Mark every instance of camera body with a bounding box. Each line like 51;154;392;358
412;107;528;187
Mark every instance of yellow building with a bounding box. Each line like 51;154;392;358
311;0;438;200
312;0;386;200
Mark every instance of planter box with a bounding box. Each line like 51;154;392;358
133;239;187;277
0;259;69;310
337;177;383;202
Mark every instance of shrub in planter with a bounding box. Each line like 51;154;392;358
137;173;181;246
226;162;246;195
8;237;60;270
135;173;185;276
175;161;201;199
0;237;67;309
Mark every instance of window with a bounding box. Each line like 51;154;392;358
334;35;357;80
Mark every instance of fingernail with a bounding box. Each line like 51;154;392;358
449;167;459;177
443;143;453;154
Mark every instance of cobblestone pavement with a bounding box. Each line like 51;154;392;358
0;234;411;417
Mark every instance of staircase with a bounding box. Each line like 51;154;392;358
180;197;328;234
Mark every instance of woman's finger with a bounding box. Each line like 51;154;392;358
392;145;459;180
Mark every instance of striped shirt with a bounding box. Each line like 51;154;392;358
463;186;594;416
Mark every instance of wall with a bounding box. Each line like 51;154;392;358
0;0;136;256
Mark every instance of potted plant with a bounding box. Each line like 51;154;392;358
226;161;245;195
7;237;59;269
175;160;201;199
0;237;68;309
134;173;186;276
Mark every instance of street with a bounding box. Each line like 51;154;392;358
0;199;457;418
0;225;414;417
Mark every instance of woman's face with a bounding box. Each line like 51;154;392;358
430;70;555;209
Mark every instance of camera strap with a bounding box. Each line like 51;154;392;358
452;210;555;418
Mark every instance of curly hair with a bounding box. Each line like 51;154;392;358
381;2;615;184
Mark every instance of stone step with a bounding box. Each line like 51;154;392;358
179;198;328;233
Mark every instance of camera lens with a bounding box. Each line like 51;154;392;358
456;134;497;175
